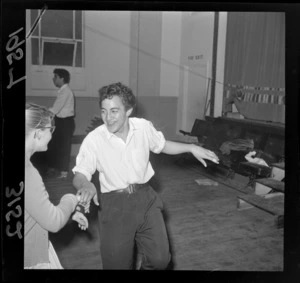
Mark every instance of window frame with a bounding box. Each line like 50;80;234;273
41;38;78;66
31;9;84;68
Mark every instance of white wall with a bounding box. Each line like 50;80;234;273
136;11;163;97
85;11;131;95
132;11;179;139
214;12;227;117
177;12;215;132
160;12;182;97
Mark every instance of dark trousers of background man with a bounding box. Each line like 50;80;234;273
47;116;75;173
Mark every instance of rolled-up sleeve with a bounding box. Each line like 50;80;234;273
145;121;166;154
72;136;97;181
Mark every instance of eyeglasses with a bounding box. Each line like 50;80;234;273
42;126;56;134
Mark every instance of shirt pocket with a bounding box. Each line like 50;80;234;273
130;148;149;173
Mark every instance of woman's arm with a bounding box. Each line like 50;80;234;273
25;169;78;233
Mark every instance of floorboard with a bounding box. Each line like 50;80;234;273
42;153;283;271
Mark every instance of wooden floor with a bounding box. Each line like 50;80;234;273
44;154;283;271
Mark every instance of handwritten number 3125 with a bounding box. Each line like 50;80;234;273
6;182;24;239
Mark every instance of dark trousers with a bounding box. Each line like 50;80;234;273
98;184;171;270
47;116;75;172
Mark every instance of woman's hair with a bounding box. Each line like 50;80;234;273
98;82;136;111
26;103;54;136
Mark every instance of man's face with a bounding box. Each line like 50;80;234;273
100;95;132;136
52;73;64;88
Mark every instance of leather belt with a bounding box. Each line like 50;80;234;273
113;183;148;194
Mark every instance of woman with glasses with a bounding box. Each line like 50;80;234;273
25;103;88;269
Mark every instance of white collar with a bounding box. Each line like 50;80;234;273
58;84;68;94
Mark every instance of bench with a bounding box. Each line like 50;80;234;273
270;162;285;181
237;171;285;229
238;162;272;188
179;119;212;144
237;193;284;228
255;178;285;195
179;117;284;179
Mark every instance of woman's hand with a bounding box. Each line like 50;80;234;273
190;144;219;167
72;211;89;230
76;195;91;214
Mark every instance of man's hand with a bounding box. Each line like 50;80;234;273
77;181;98;202
73;173;100;213
162;141;220;167
76;182;99;213
190;144;219;167
72;211;89;230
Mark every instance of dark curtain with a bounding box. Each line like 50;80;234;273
223;12;285;124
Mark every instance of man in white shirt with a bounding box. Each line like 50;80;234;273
72;82;219;269
47;68;75;179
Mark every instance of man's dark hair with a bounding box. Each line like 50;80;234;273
98;82;136;111
53;68;71;84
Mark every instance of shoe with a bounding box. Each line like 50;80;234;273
57;171;68;179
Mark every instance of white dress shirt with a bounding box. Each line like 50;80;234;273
72;118;166;193
49;84;74;118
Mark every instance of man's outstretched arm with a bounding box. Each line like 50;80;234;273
161;140;219;167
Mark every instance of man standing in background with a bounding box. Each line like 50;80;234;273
46;68;75;179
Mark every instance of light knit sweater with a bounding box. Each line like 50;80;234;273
24;161;77;267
